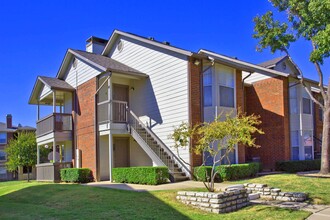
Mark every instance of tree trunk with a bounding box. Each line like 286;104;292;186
320;98;330;174
27;166;30;182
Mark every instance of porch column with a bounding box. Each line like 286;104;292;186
37;145;40;164
53;90;56;113
109;132;113;182
53;140;56;163
108;77;112;122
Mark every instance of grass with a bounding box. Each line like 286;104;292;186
0;180;310;220
227;174;330;204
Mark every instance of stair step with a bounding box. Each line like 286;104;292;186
173;175;189;182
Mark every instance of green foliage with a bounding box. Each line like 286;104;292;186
275;160;321;173
112;167;169;185
60;168;92;183
5;132;37;172
194;163;260;182
253;0;330;63
218;163;260;181
171;111;263;191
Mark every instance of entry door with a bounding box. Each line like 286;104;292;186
112;84;129;122
113;138;129;167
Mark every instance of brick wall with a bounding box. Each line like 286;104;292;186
188;58;202;167
245;76;290;170
75;77;97;179
236;70;245;164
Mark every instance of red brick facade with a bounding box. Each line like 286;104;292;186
245;76;290;170
75;77;97;179
235;70;246;164
188;58;203;167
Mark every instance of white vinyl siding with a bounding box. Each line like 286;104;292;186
40;85;52;99
107;37;190;163
64;57;102;88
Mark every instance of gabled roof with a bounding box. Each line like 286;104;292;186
199;49;289;77
101;29;195;57
29;76;74;105
258;56;287;68
70;49;146;77
39;76;75;91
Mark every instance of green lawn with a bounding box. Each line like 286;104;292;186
0;179;310;220
227;174;330;204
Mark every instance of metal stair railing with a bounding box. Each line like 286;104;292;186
128;110;190;175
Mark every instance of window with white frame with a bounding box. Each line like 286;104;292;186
217;66;235;108
0;151;6;161
203;69;212;107
291;131;299;160
0;133;6;144
0;166;6;179
302;89;311;114
303;130;313;160
289;85;298;114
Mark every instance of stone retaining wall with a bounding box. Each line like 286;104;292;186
243;183;307;202
176;189;249;213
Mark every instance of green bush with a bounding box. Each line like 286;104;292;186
60;168;92;183
194;163;260;182
218;162;260;181
112;167;169;185
275;159;321;173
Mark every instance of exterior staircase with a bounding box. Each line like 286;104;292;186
128;110;189;182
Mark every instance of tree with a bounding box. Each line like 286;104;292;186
170;111;263;192
5;132;37;182
253;0;330;174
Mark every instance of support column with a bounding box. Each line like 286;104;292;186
53;90;56;113
37;145;40;164
109;132;113;182
53;140;56;163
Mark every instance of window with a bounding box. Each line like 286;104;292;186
0;151;6;161
291;131;299;160
0;133;6;144
289;85;298;114
203;70;212;107
217;66;235;108
0;167;6;179
303;98;311;114
303;131;313;160
220;149;236;165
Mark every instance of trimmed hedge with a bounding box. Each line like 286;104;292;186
218;163;260;181
112;167;169;185
275;159;321;173
60;168;92;183
194;163;260;182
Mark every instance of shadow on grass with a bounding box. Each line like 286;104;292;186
0;183;190;220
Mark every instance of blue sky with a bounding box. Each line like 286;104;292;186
0;0;329;127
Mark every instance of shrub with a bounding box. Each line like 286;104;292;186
194;163;260;182
275;159;321;173
60;168;92;183
218;162;260;181
112;167;169;185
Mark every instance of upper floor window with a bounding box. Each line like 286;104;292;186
302;89;311;114
289;85;298;114
217;66;235;108
203;69;212;107
0;133;6;144
0;151;6;161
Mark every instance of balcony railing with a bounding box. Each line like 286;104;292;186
36;113;72;137
97;100;128;124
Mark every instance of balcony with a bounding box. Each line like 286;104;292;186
36;113;72;137
97;100;128;124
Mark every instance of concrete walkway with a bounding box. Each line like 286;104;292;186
84;180;231;192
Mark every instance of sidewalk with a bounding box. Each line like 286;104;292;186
84;180;231;192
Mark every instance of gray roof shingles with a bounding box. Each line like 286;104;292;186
71;49;146;76
39;76;75;91
258;56;287;68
